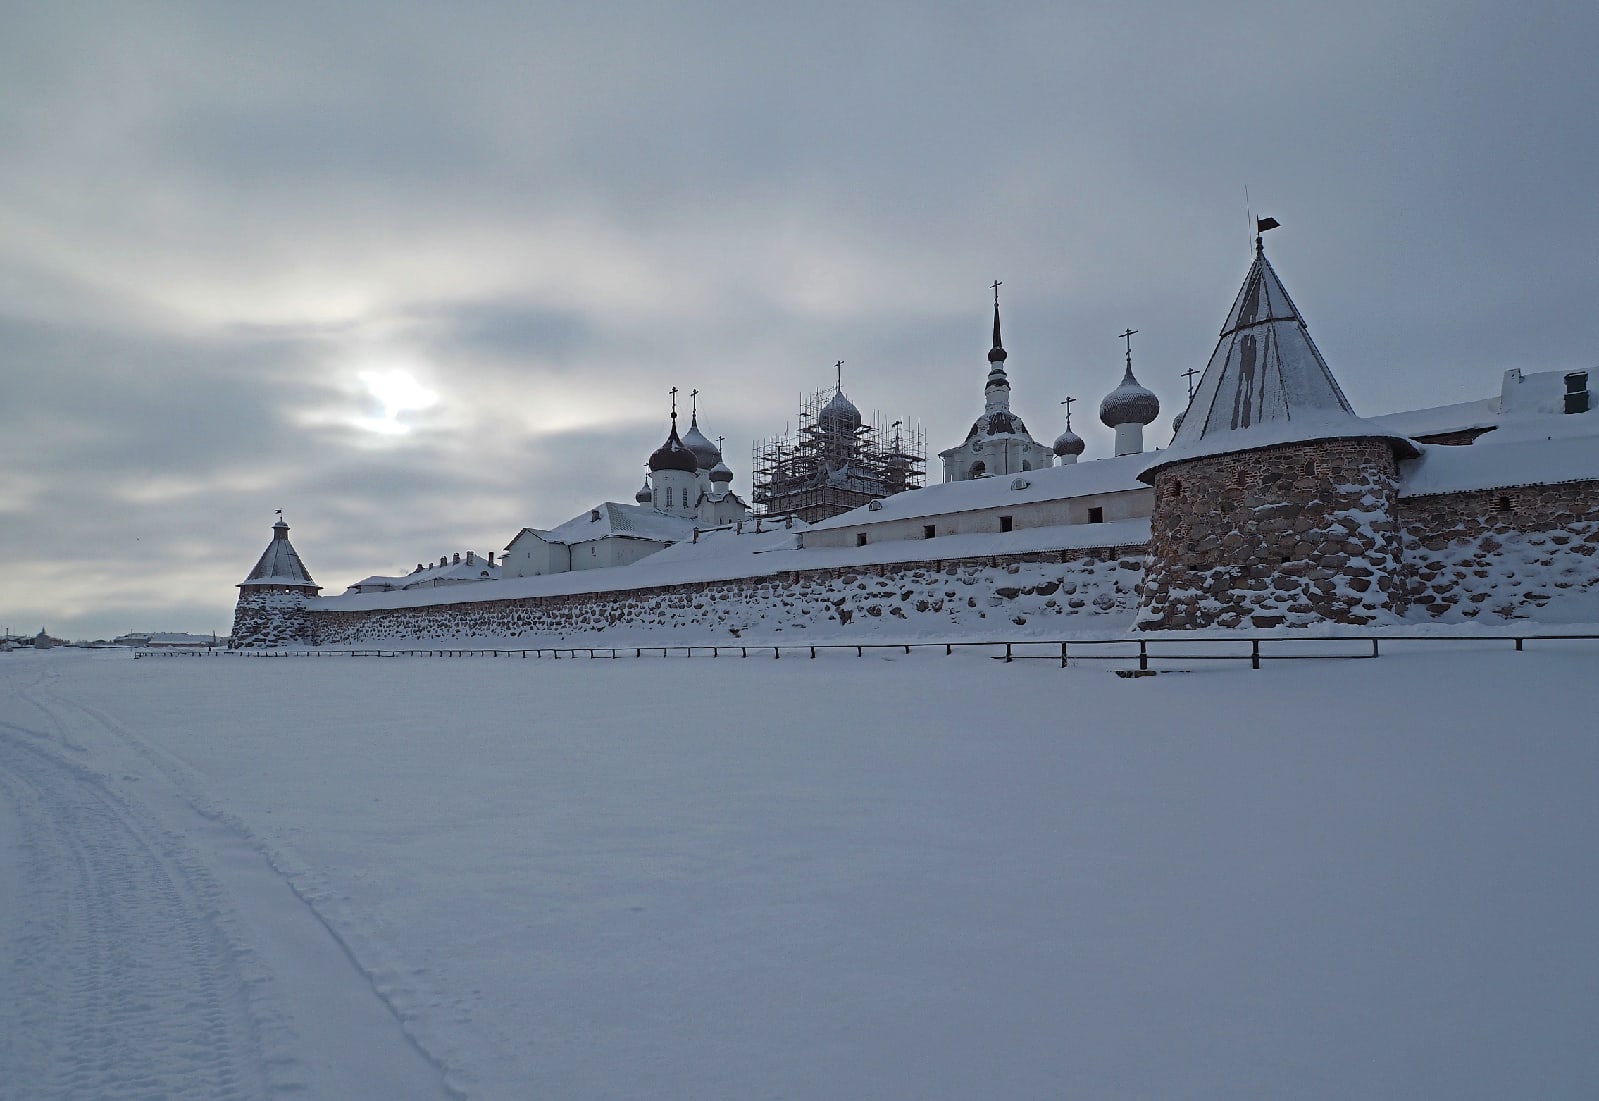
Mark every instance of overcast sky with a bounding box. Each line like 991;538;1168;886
3;1;1595;639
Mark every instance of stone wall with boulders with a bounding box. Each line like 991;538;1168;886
231;588;315;647
1136;439;1408;629
307;545;1150;646
1400;479;1599;620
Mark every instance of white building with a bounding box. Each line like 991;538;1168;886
500;398;752;580
939;298;1056;481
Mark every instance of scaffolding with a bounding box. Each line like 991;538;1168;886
751;384;926;524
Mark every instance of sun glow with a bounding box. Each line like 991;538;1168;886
355;368;439;435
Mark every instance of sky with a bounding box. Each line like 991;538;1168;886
2;1;1596;640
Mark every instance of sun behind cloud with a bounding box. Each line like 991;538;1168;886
355;368;439;435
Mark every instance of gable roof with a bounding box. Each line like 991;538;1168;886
509;502;699;548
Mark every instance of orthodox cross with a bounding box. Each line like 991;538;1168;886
835;360;844;390
1182;366;1200;399
1119;328;1138;359
717;435;725;452
1060;395;1076;430
689;388;699;417
992;279;1003;305
669;385;678;419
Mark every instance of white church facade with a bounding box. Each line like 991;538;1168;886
500;397;752;579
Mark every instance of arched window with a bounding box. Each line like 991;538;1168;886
969;461;986;478
1021;460;1032;471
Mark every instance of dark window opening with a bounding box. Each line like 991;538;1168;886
923;524;935;539
1088;506;1104;524
856;533;868;547
1494;495;1512;513
1167;479;1184;498
999;515;1014;533
1566;371;1590;414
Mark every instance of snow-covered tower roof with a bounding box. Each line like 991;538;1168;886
239;518;320;592
1147;236;1416;477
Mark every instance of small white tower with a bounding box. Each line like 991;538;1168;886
1099;328;1160;456
939;284;1055;481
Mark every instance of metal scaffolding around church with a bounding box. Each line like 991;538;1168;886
750;368;926;524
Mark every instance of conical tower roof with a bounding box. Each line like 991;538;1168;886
1146;238;1415;479
239;519;320;590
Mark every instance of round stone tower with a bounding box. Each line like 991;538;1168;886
1135;236;1419;630
231;516;322;647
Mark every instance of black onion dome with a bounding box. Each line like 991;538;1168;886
635;479;653;503
1099;367;1160;427
1053;428;1085;457
708;460;733;484
648;420;698;473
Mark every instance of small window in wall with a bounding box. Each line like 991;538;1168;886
1494;494;1512;513
923;524;935;539
1167;479;1184;498
999;515;1013;532
1088;506;1104;524
1566;371;1590;414
1021;460;1032;471
969;461;986;478
856;533;868;547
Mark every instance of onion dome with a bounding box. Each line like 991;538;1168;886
648;416;698;473
1052;428;1085;457
681;413;722;470
709;460;733;484
634;478;653;504
1171;408;1187;435
1099;358;1160;428
818;388;862;433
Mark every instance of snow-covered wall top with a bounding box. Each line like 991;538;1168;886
808;452;1148;532
316;518;1151;614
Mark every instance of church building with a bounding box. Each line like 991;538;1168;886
939;292;1056;481
500;393;751;579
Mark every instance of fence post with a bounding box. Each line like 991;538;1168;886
1515;637;1523;651
856;645;862;657
1060;642;1067;669
742;646;747;658
1371;639;1379;658
945;643;952;655
774;647;780;659
1251;640;1260;670
1005;643;1012;663
809;646;816;659
1139;640;1148;671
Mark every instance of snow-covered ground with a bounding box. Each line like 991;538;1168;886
3;643;1597;1099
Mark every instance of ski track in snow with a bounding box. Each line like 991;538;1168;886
0;666;456;1101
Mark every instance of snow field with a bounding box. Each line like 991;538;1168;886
3;644;1598;1099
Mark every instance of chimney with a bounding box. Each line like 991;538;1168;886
488;551;495;567
453;552;461;564
466;550;476;565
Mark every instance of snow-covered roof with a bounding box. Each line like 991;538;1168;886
1369;398;1500;439
515;502;700;547
1147;242;1416;479
809;452;1149;531
1399;426;1599;496
348;556;500;592
240;520;320;590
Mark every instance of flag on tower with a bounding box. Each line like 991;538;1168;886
1256;216;1281;233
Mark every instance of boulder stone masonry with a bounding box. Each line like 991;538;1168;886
1136;439;1408;629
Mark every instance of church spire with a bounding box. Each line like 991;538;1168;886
988;280;1007;365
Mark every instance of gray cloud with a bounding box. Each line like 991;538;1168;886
2;1;1595;638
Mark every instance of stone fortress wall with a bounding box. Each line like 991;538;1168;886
305;545;1151;647
255;472;1599;648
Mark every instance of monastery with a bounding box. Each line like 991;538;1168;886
231;232;1599;647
